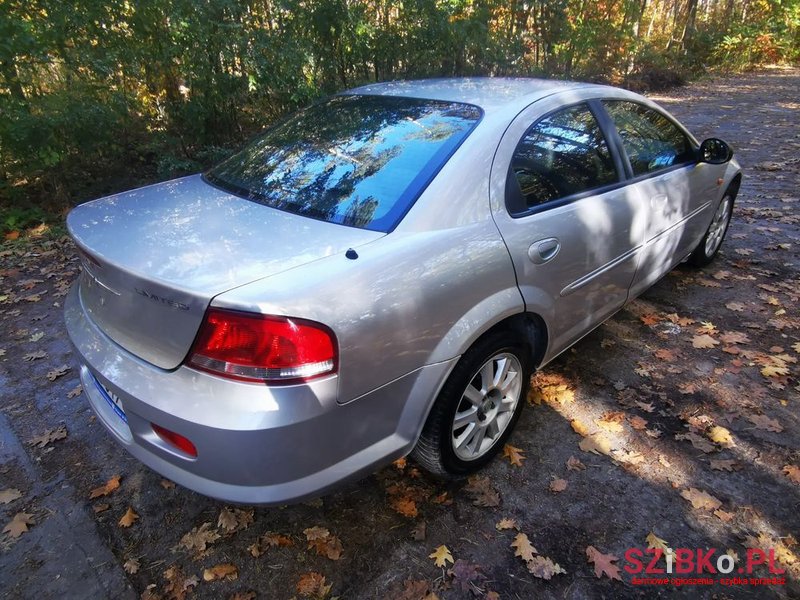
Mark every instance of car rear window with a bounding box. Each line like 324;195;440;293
205;95;482;232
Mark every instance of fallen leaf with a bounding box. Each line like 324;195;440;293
23;350;47;361
725;302;746;312
714;509;735;522
28;424;67;448
89;475;121;499
710;459;739;472
123;558;140;574
692;334;719;349
792;342;800;354
160;479;176;489
3;512;34;538
216;507;253;533
566;456;586;471
118;507;139;528
93;503;110;514
304;526;343;560
675;432;716;453
748;414;783;432
163;566;198;600
681;488;722;511
297;572;332;599
503;444;525;467
720;331;751;345
628;415;648;430
761;364;790;378
448;559;485;592
708;426;735;447
203;563;238;582
597;411;625;432
549;479;567;493
654;348;676;361
46;364;70;381
579;433;613;455
495;518;518;531
66;384;83;399
390;496;418;518
511;533;537;562
527;555;566;579
429;544;454;567
646;532;672;559
411;521;427;541
463;475;500;507
393;579;433;600
782;465;800;484
0;488;22;504
179;522;220;553
586;545;622;580
640;313;661;326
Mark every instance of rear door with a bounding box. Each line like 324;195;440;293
490;95;649;362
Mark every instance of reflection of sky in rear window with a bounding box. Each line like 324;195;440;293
207;96;481;232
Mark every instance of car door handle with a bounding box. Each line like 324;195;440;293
528;237;561;264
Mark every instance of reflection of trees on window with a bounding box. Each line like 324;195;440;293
603;101;694;176
207;95;481;231
509;104;617;211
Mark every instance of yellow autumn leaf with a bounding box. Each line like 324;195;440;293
429;544;454;567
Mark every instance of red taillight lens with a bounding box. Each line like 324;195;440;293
186;308;337;383
152;423;198;457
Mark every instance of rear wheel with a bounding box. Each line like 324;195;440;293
687;188;735;267
411;330;532;477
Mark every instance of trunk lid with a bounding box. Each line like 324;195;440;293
67;175;383;369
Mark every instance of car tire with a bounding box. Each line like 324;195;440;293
411;330;532;477
686;187;736;267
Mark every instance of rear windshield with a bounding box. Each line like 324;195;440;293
205;95;482;232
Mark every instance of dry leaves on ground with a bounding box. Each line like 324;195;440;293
118;507;139;528
511;533;565;580
203;563;238;582
463;475;500;507
0;488;22;504
429;544;454;568
3;512;34;538
503;444;525;466
217;507;254;533
586;545;622;581
296;572;332;599
178;522;220;553
303;526;343;560
89;475;121;499
28;425;67;448
681;488;723;511
45;364;70;381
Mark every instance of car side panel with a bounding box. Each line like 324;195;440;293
212;220;524;405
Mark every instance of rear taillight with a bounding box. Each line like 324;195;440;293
186;308;337;384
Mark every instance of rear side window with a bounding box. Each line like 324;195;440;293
603;100;695;176
507;103;618;214
206;95;481;232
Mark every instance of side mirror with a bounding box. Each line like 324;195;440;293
699;138;733;164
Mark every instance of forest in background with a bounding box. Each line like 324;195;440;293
1;0;798;233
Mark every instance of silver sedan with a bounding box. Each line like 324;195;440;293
65;78;741;503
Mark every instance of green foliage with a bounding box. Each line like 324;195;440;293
0;0;797;219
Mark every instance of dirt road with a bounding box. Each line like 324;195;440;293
1;67;798;599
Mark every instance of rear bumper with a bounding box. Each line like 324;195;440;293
65;283;456;504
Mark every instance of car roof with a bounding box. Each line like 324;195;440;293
344;77;604;114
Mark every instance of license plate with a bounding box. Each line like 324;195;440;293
93;376;127;423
